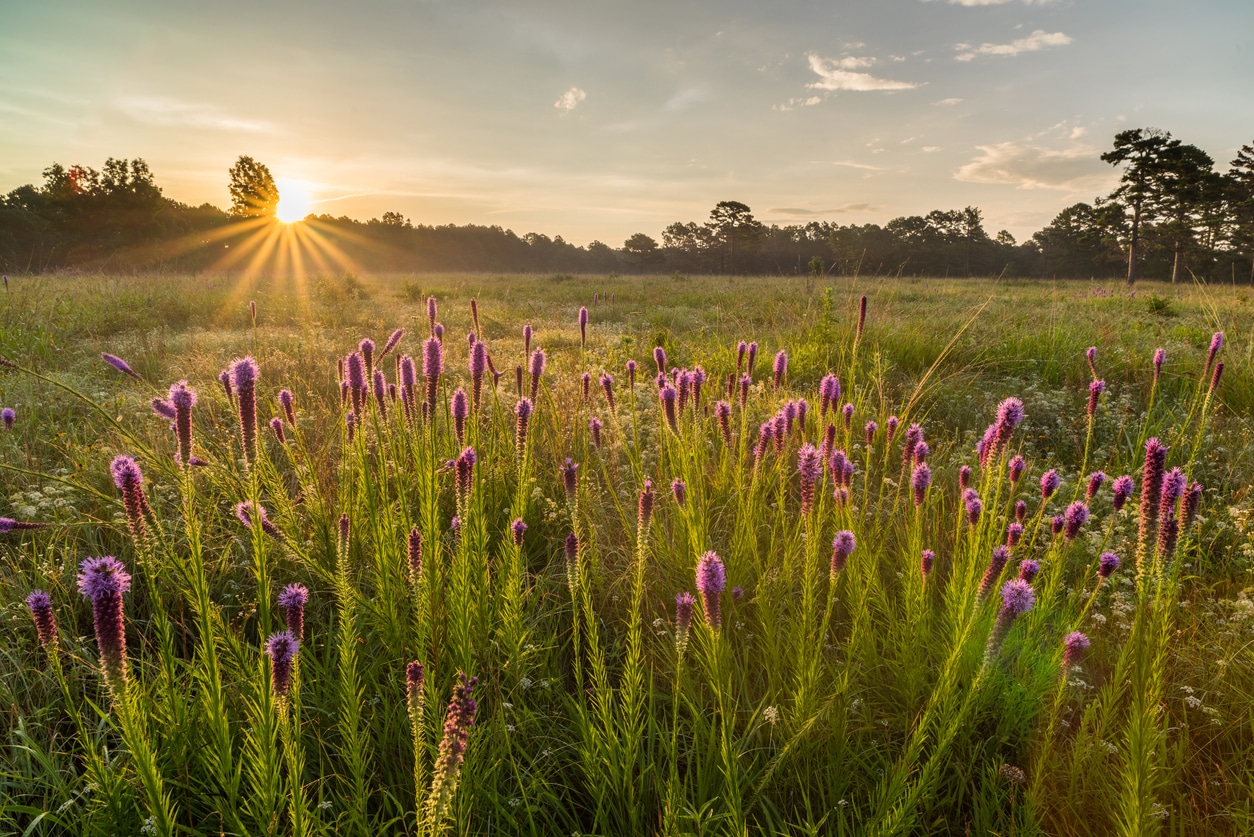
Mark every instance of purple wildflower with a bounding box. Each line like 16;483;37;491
639;479;655;531
736;341;747;377
1180;482;1202;529
1018;559;1040;583
514;398;533;457
670;477;687;508
1209;361;1224;397
219;368;234;403
528;349;545;402
798;443;821;515
1087;471;1106;501
921;549;936;580
523;324;533;358
626;359;637;390
277;583;309;641
1206;331;1224;373
1139;438;1168;566
579;306;589;346
654;346;668;375
451;388;468;446
864;421;877;446
886;416;899;444
589;416;603;448
978;546;1010;599
405;661;425;735
1051;515;1065;536
406;527;423;584
264;631;299;701
1009;456;1025;484
912;463;931;506
985;579;1035;662
346;352;367;415
269;416;286;443
345;410;356;442
26;590;58;654
1153;348;1165;383
831;530;856;576
1041;469;1060;501
150;399;176;420
454;446;477;507
842;402;854;430
560;457;578;502
960;465;972;491
696;551;727;628
1086;346;1098;378
564;531;579;592
856;295;867;341
993;397;1025;457
1007;522;1023;548
235;500;282;540
675;592;695;657
1015;500;1027;521
278;389;295;425
1112;475;1134;511
739;374;751;407
1064;501;1089;540
423;337;444;420
101;352;143;381
772;350;787;390
747;342;758;378
660;385;678;431
380;328;404;359
111;455;149;544
373;369;388;417
426;296;438;334
964;488;983;526
1098;551;1120;579
600;373;615;411
1063;631;1090;668
1087;380;1106;418
510;518;527;546
715;401;733;447
360;338;376;380
230;356;260;465
77;556;131;690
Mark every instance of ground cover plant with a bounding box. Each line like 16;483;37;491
1;272;1253;835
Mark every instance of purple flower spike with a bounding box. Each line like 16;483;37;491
579;306;589;346
739;374;751;407
230;356;260;465
1064;501;1089;540
856;295;867;341
514;397;533;456
1008;456;1025;484
523;324;533;359
1007;522;1023;548
1063;631;1091;668
921;549;936;580
278;389;296;424
1098;551;1120;579
696;551;727;629
626;359;638;390
454;447;477;506
111;455;149;544
1152;348;1165;383
1040;469;1060;500
560;457;579;502
664;477;685;509
978;546;1010;599
912;463;931;506
528;349;546;402
1017;559;1040;583
405;661;425;730
269;416;286;443
747;342;758;377
426;296;438;335
235;500;282;539
77;556;132;690
1087;380;1106;418
1051;515;1065;536
736;341;747;377
264;631;300;701
798;443;822;515
660;385;678;431
886;416;899;444
1209;361;1224;397
1;407;14;431
959;465;972;491
1206;331;1223;373
150;399;176;420
405;527;423;584
360;338;376;379
864;421;877;446
380;328;404;359
963;488;983;526
26;590;58;653
101;353;143;382
1086;346;1098;378
1139;438;1168;563
426;672;479;827
277;583;309;641
842;402;854;431
992;397;1025;457
1180;482;1202;529
732;586;744;601
985;578;1035;662
589;416;603;448
1086;471;1106;501
423;337;444;418
675;592;695;656
1112;475;1134;511
654;346;668;374
1015;500;1027;522
715;401;733;447
638;479;655;530
511;518;527;546
772;350;787;391
451;388;468;446
599;372;615;411
167;380;197;465
831;530;856;576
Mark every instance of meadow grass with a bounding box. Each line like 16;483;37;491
1;271;1252;836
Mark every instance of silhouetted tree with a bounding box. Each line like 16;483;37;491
1102;128;1180;285
227;156;279;218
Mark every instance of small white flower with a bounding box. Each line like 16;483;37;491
319;800;333;810
763;705;780;724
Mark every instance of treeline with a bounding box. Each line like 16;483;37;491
2;129;1252;281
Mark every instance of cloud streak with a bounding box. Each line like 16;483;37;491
954;137;1111;190
113;96;267;132
806;54;918;92
955;30;1072;61
554;87;586;112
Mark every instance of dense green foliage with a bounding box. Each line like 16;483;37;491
1;272;1252;836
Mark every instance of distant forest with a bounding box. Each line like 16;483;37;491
2;128;1252;282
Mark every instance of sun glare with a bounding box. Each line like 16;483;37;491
275;179;313;224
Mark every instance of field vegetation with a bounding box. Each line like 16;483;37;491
1;271;1252;835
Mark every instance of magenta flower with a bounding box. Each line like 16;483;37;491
1180;481;1202;529
1098;551;1120;578
1051;515;1065;535
1139;438;1168;558
101;352;143;381
696;551;727;628
1086;346;1098;378
978;546;1010;599
454;446;477;507
901;423;922;465
423;337;444;419
380;328;404;359
921;549;935;580
1086;471;1106;500
992;397;1025;457
528;349;546;402
600;372;615;411
842;402;854;430
560;457;578;502
589;416;603;448
511;518;527;546
1064;501;1089;540
514;397;533;457
269;416;285;443
230;356;260;465
753;421;773;470
1063;631;1090;668
1;407;14;431
886;416;899;444
235;501;282;540
407;527;423;584
798;443;821;515
626;359;637;390
736;341;747;377
831;530;856;576
579;306;589;346
864;421;877;446
857;295;867;340
1206;331;1223;373
772;350;787;390
373;369;388;418
671;477;687;507
1209;361;1224;397
1008;456;1025;484
715;401;732;447
77;556;132;691
1040;469;1060;500
660;385;678;431
426;296;438;334
1087;380;1106;417
1006;522;1023;548
111;455;150;544
405;661;425;731
1017;559;1040;583
985;578;1035;662
675;592;695;657
25;590;58;654
1015;500;1026;522
277;583;309;641
747;342;758;377
219;368;234;403
1111;475;1134;511
912;463;931;506
451;388;468;446
360;338;376;379
1152;348;1165;383
963;488;983;526
523;323;533;358
959;465;972;491
150;399;175;420
264;631;299;701
347;352;367;415
638;479;655;530
654;346;668;374
739;374;751;407
278;389;296;425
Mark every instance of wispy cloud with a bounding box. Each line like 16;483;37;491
806;54;918;92
955;30;1072;61
768;203;876;217
114;95;267;132
828;160;888;171
932;97;963;106
554;87;586;112
774;95;823;112
954;133;1111;190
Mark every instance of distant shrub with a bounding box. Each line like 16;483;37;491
1147;294;1174;316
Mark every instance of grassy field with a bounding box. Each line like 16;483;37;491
1;271;1252;836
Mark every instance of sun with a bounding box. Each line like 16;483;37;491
275;179;313;224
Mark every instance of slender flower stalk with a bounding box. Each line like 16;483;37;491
424;673;478;833
1008;455;1025;484
278;388;296;425
111;455;150;545
589;416;603;448
528;349;545;402
1064;501;1089;541
380;328;404;359
451;389;468;446
269;417;286;443
675;592;695;660
1086;346;1098;378
1112;475;1134;511
470;341;487;409
660;385;678;431
578;306;589;347
264;631;299;703
1087;380;1106;417
654;346;668;374
407;527;423;584
627;359;637;390
454;447;477;511
230;356;260;465
1041;469;1060;501
277;584;308;641
964;489;983;527
373;369;388;418
1137;438;1168;576
150;399;175;420
1087;471;1106;501
235;501;282;540
511;518;527;546
773;350;787;390
346;353;367;415
26;590;58;662
984;579;1035;663
423;338;444;422
715;401;732;447
856;295;867;342
798;443;821;515
911;463;931;506
360;338;376;380
921;549;936;580
514;398;533;460
1018;559;1040;583
1205;331;1223;375
978;546;1010;600
101;352;143;381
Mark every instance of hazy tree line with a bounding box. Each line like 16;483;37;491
2;130;1252;282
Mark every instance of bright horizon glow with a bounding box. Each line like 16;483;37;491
275;179;312;224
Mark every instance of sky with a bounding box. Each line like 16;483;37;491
0;0;1250;245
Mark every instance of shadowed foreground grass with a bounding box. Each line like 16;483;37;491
1;271;1252;836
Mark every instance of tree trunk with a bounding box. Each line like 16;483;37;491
1171;241;1182;283
1125;201;1142;287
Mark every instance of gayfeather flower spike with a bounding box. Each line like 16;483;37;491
1209;361;1224;398
373;369;388;418
513;398;534;461
578;306;589;347
864;421;877;447
264;631;299;702
1014;500;1027;522
653;346;668;375
1051;515;1065;536
912;462;931;507
511;518;527;546
407;527;423;584
1062;631;1090;669
1087;471;1106;501
1063;501;1089;541
1087;380;1106;418
959;465;972;491
451;388;468;446
360;338;376;380
638;479;656;531
1008;456;1025;484
1156;467;1186;562
993;397;1025;457
528;349;546;402
1205;331;1223;375
1;407;14;431
564;532;579;596
1017;559;1040;583
886;416;899;445
739;374;751;407
164;380;198;466
1112;474;1134;511
468;341;487;410
978;546;1010;600
831;530;856;577
715;401;732;447
427;296;438;335
111;455;150;545
1152;348;1165;384
674;592;696;659
230;356;260;465
405;661;426;756
798;443;821;515
400;356;417;424
1098;551;1120;580
1006;522;1024;549
963;488;983;526
984;579;1035;663
581;372;592;403
424;674;478;832
1086;346;1098;378
235;500;283;540
269;417;286;444
589;416;603;448
842;402;854;431
423;338;444;421
346;352;367;415
560;458;578;504
856;295;867;342
278;388;296;425
660;385;678;431
1138;438;1168;573
454;447;477;510
26;590;58;660
772;350;787;390
1180;481;1202;530
626;359;637;390
77;556;132;694
695;551;727;629
920;549;936;580
380;328;404;359
1040;469;1060;501
101;352;144;381
523;324;533;358
218;368;234;403
747;341;758;378
671;478;686;507
277;583;309;641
